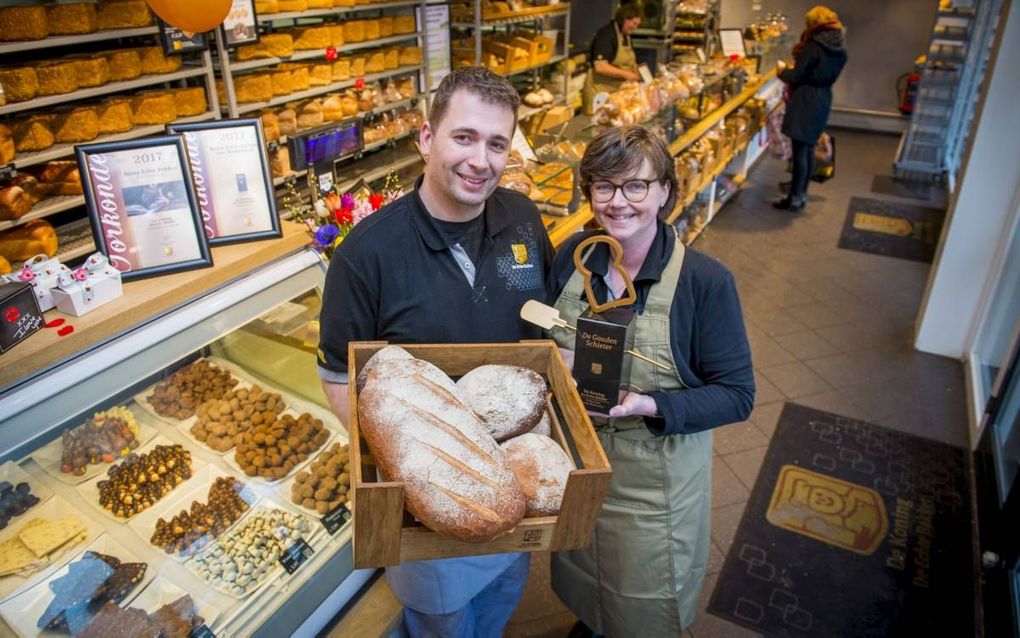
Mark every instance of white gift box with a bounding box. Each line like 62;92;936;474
0;254;69;312
51;253;124;317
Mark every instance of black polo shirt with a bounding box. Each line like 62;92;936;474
590;20;628;65
549;221;755;436
318;181;554;381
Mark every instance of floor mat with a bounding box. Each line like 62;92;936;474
838;196;944;262
870;174;936;201
708;403;974;637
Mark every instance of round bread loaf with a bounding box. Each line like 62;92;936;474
355;345;413;392
531;410;552;437
456;365;546;442
501;433;572;516
358;370;525;542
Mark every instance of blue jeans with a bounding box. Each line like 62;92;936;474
401;553;530;638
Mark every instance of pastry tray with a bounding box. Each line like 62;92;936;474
275;442;352;519
133;359;245;429
75;436;208;524
0;534;154;638
127;465;260;563
0;460;53;509
129;575;221;630
32;402;161;485
0;494;103;604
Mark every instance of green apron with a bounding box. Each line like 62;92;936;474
583;21;637;115
549;237;712;636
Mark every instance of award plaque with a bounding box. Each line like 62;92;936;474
571;235;638;413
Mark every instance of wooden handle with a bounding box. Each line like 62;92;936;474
572;235;637;314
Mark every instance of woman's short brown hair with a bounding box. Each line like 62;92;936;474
428;66;521;130
615;1;643;22
579;125;678;217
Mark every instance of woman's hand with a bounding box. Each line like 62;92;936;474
777;59;787;71
609;391;658;418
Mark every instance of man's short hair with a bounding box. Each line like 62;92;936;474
428;66;521;130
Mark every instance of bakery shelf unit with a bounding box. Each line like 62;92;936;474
0;224;374;637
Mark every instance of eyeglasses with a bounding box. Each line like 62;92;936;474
589;179;657;203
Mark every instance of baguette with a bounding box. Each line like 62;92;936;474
358;366;526;542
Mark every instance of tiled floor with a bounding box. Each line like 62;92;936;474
504;130;970;638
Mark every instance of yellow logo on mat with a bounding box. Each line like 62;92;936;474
766;465;888;556
853;212;914;236
511;243;528;264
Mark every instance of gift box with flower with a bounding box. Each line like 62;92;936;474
51;253;124;317
0;254;70;313
288;172;404;260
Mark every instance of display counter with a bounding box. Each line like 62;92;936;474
0;221;372;637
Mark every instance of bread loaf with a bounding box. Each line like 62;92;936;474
349;56;366;76
270;146;291;177
0;255;10;276
358;368;526;542
399;46;422;66
0;124;14;165
260;111;281;141
332;59;351;81
309;62;333;86
34;61;81;96
356;345;414;392
343;20;365;43
69;56;110;88
137;47;182;74
378;17;394;37
51;107;100;143
0;7;48;41
0;68;38;103
0;220;58;261
322;96;344;122
220;75;273;104
96;98;134;134
11;115;54;153
255;0;280;13
277;108;297;136
393;15;415;35
169;87;208;117
456;365;546;442
0;175;41;221
329;26;345;48
279;63;311;91
47;3;99;35
269;69;294;97
237;33;294;61
384;48;399;70
96;0;153;29
531;411;552;437
296;99;324;129
23;162;82;196
277;0;308;9
501;433;572;516
102;50;143;81
292;26;331;50
363;19;380;41
339;93;358;116
130;92;177;125
307;0;332;8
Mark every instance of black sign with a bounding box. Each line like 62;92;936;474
157;19;209;56
189;625;216;638
278;537;315;574
573;307;634;412
0;164;15;180
0;283;44;354
320;502;352;535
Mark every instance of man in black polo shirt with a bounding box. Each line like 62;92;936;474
317;67;553;637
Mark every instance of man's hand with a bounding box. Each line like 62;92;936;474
321;380;350;426
608;391;658;418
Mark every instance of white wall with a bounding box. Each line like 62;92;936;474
916;0;1020;358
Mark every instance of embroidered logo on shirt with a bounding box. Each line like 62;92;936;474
511;243;528;264
496;223;542;291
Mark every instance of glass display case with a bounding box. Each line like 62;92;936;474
0;234;372;637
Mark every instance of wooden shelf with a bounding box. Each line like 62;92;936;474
228;33;422;72
233;65;422;114
0;221;311;390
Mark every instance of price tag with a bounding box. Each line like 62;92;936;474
637;63;654;85
325;46;338;61
189;625;216;638
321;502;353;535
279;537;315;574
267;140;280;151
0;164;15;180
696;48;706;64
511;125;538;163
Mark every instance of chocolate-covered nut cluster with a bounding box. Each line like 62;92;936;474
235;413;329;481
97;444;193;518
148;361;238;419
190;386;285;453
60;406;141;476
150;476;253;557
291;442;350;515
0;481;40;529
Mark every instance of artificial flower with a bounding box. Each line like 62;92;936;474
315;225;340;247
5;307;20;323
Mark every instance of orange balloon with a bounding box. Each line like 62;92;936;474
145;0;233;34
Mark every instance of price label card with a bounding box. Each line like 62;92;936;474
511;125;538;163
696;48;707;63
279;537;315;574
189;625;216;638
321;502;352;535
0;164;16;181
637;63;654;85
719;29;747;59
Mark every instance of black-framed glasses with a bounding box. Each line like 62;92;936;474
590;179;657;203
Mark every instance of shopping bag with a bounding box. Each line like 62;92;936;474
812;132;836;182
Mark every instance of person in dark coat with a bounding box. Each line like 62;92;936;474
774;5;848;211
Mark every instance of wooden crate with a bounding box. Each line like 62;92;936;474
347;340;612;568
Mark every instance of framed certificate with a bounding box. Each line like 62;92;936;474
76;137;213;282
167;118;282;246
220;0;260;48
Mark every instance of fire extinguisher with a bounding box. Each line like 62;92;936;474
897;55;926;114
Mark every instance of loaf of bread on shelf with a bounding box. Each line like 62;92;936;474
51;106;100;143
277;0;308;10
321;95;343;121
96;0;153;29
137;47;183;75
363;19;380;41
365;52;385;74
357;361;527;542
169;86;208;117
270;145;291;177
46;3;99;35
0;175;42;221
255;0;280;13
333;0;355;6
296;99;324;129
130;91;177;125
11;115;55;153
398;46;422;66
339;92;358;116
269;69;294;97
306;0;332;7
69;56;111;89
236;33;295;61
332;59;351;81
292;26;332;50
96;98;134;134
277;108;297;136
0;6;48;41
329;25;345;48
101;49;143;81
349;56;366;76
23;161;82;197
343;20;365;43
308;62;333;86
383;47;399;70
378;16;394;38
0;220;58;261
279;63;311;91
219;74;273;104
0;68;38;103
392;15;415;35
34;61;81;96
0;255;10;275
260;111;281;141
0;124;13;165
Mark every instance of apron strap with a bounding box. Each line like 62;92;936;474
642;232;686;316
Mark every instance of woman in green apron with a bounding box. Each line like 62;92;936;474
546;126;755;636
583;3;643;114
